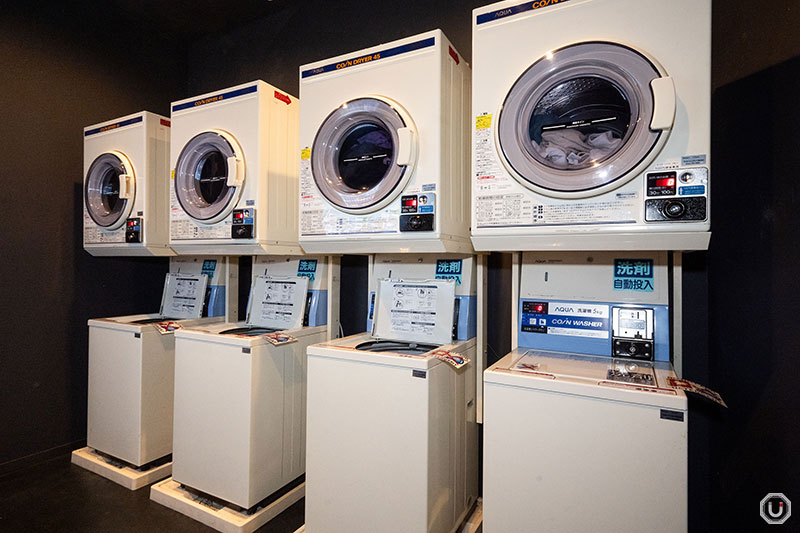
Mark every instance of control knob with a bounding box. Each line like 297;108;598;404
663;200;686;219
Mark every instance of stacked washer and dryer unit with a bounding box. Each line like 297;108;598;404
299;29;482;533
473;1;711;532
147;81;341;531
74;112;237;488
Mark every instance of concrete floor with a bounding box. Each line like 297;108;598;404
0;453;305;532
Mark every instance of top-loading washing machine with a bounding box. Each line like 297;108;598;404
304;254;479;532
298;29;472;254
168;256;333;512
83;111;173;256
471;0;711;251
482;251;688;532
169;81;301;255
74;256;236;489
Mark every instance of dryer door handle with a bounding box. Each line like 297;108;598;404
118;174;133;199
650;77;676;131
396;127;416;166
226;156;244;188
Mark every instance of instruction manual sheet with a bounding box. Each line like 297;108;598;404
246;276;310;331
160;273;209;319
372;278;456;346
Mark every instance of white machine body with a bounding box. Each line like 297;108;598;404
471;0;711;251
305;335;478;533
171;256;330;509
169;81;301;255
299;29;472;253
86;256;236;467
83;111;173;256
304;254;479;532
483;350;687;533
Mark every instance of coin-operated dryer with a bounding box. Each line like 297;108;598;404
483;251;688;532
169;81;301;255
299;29;472;254
83;111;173;256
149;256;336;527
71;256;237;489
304;254;479;533
471;0;711;251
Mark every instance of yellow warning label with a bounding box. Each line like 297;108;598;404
300;148;311;160
171;169;175;179
476;114;492;130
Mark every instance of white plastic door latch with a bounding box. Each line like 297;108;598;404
226;156;243;187
118;174;133;199
650;77;676;131
395;127;416;166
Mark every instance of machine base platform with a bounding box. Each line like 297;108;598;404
293;497;483;533
70;447;171;490
150;478;305;533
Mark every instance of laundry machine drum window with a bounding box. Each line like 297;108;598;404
498;42;664;195
174;131;240;222
311;98;408;212
85;152;132;229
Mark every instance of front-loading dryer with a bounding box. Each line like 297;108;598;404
298;29;472;254
471;0;711;251
169;81;301;255
83;111;173;256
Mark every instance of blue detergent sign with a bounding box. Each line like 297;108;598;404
435;259;462;285
201;260;217;279
297;259;318;282
614;259;654;292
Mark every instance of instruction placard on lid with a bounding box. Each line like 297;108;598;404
159;273;209;319
246;276;309;330
372;278;456;346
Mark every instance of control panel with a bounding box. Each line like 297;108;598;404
399;193;435;232
645;168;708;222
231;208;254;239
612;307;654;360
125;217;142;243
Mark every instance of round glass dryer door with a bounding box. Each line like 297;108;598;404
311;97;417;213
84;151;135;230
497;42;672;197
174;130;245;224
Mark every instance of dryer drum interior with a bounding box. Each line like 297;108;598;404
311;97;409;212
174;131;240;221
85;153;132;228
498;42;665;194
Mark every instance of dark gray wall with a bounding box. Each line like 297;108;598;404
0;5;184;468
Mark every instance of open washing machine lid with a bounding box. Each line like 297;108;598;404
84;151;136;230
244;275;310;331
497;42;675;198
157;272;209;319
174;130;245;224
311;96;417;214
371;278;456;346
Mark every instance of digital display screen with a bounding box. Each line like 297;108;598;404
402;197;417;207
654;177;675;187
522;301;548;314
619;318;646;331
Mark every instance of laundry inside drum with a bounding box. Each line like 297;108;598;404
528;76;632;170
